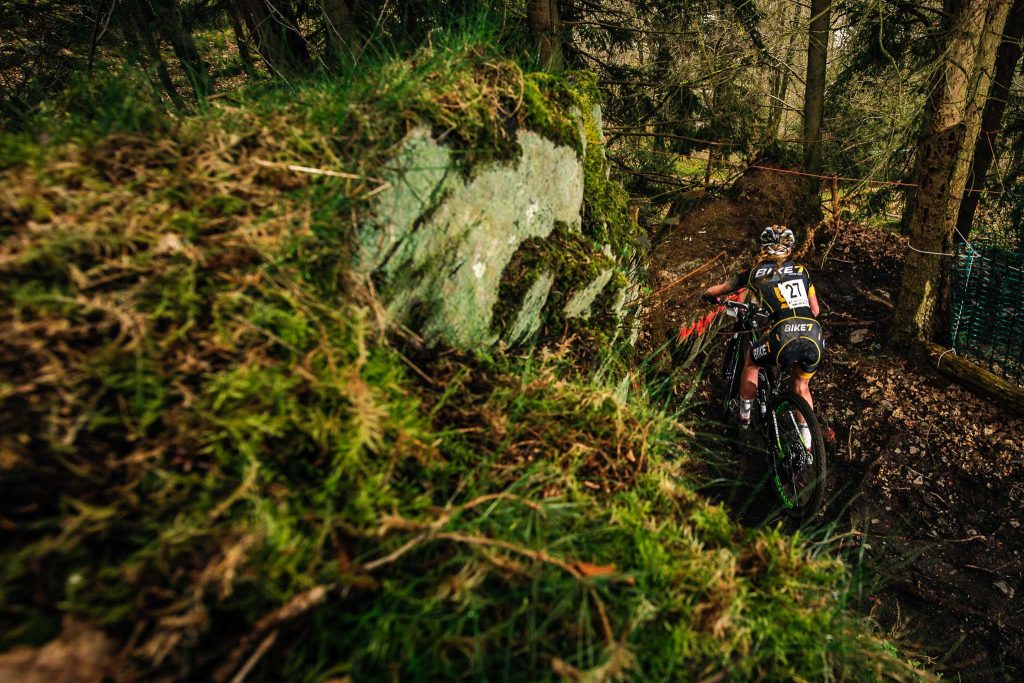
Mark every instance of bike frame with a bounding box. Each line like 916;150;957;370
719;300;775;415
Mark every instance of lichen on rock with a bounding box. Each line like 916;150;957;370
359;125;584;349
357;127;457;274
506;271;555;345
564;268;614;319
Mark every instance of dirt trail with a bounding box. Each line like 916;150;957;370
645;180;1024;680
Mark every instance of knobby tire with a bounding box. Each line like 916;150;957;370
767;391;826;518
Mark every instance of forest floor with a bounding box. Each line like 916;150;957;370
645;189;1024;680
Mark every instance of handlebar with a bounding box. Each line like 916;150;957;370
706;296;765;329
707;297;759;314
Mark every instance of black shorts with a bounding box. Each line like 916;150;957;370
750;317;824;378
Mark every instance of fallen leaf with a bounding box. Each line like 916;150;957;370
155;233;185;256
575;561;616;577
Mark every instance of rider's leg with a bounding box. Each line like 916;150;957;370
790;369;813;412
740;349;759;400
790;368;813;449
738;349;759;423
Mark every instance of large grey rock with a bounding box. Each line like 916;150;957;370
591;104;605;145
357;128;456;274
506;272;555;345
564;268;614;320
359;126;584;349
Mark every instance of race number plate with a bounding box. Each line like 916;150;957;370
778;280;809;309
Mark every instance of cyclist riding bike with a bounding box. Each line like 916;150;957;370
702;225;823;449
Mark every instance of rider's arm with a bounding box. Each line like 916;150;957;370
809;286;820;317
705;280;734;297
705;271;747;298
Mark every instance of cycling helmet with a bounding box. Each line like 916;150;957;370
760;225;796;256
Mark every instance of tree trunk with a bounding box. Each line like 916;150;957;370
899;151;922;236
234;0;311;76
955;0;1024;239
899;0;977;236
150;0;210;100
802;0;830;176
767;1;801;141
924;341;1024;413
767;49;795;142
890;0;1013;347
527;0;564;69
704;148;718;188
121;0;186;110
321;0;356;59
229;8;256;75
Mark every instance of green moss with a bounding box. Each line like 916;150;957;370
580;120;641;259
516;70;644;347
489;69;632;341
0;133;42;170
690;502;734;546
18;194;53;222
493;223;615;337
588;269;629;331
520;72;585;153
17;71;171;143
200;193;247;217
167;210;201;239
520;69;644;260
492;243;545;333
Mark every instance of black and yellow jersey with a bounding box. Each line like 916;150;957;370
729;259;824;377
731;259;817;322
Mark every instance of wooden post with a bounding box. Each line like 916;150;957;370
703;149;715;189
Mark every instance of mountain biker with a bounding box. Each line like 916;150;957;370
702;225;823;449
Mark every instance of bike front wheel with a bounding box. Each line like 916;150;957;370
716;336;745;422
765;391;827;518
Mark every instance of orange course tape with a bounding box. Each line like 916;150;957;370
676;289;747;343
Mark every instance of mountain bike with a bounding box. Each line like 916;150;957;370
712;298;827;518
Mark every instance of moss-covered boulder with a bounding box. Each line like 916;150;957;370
359;73;645;353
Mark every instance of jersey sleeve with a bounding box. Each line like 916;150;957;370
797;264;816;298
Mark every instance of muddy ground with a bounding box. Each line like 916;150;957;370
645;189;1024;680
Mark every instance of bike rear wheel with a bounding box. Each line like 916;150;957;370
766;391;826;517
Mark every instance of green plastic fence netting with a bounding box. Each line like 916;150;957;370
951;240;1024;385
